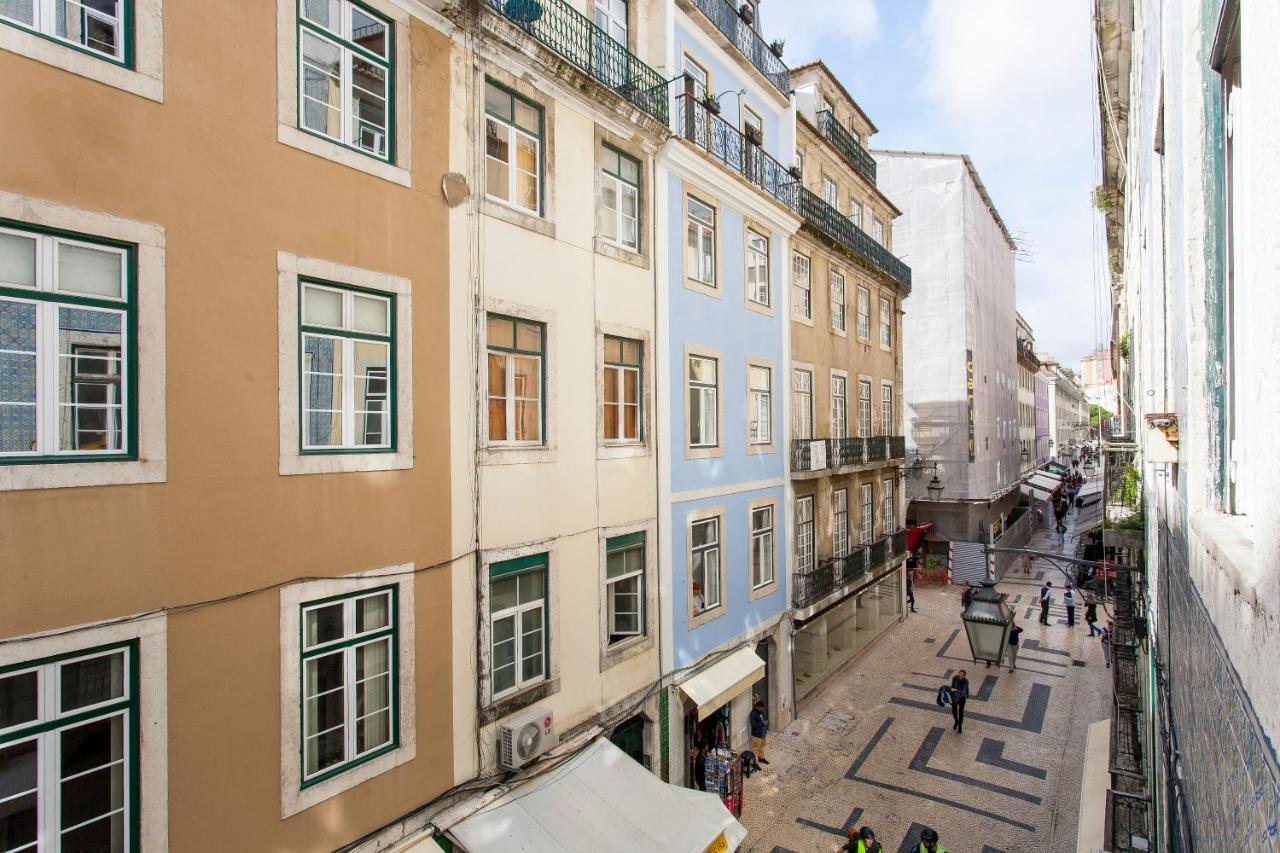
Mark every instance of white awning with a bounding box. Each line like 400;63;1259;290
678;647;766;721
448;738;747;853
1026;472;1063;493
1036;467;1064;483
1021;483;1054;502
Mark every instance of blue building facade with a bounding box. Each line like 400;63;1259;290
655;0;800;786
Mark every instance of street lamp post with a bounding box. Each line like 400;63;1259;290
926;468;944;501
961;581;1014;665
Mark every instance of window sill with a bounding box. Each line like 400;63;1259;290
593;237;649;270
481;444;556;466
688;605;725;630
791;314;815;328
832;327;849;338
482;678;560;725
281;449;412;477
683;278;721;300
599;442;650;461
483;199;556;239
749;579;779;603
745;298;774;318
685;445;724;461
278;125;411;187
746;443;776;456
0;22;163;102
1189;511;1261;609
600;634;653;671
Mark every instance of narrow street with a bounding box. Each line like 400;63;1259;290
741;507;1111;852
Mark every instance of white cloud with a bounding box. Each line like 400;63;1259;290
772;0;879;65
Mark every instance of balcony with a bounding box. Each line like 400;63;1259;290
793;530;907;610
816;110;876;183
488;0;669;124
798;187;912;290
676;94;799;210
684;0;789;96
793;436;907;474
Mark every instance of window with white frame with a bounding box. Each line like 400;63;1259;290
1;0;127;63
690;517;720;614
859;482;873;544
880;296;893;347
603;335;641;444
856;286;870;339
748;364;771;446
605;533;645;646
829;269;846;333
881;383;894;435
750;505;775;588
849;199;862;230
791;252;811;320
745;229;770;306
831;374;847;439
794;150;804;178
489;555;548;698
485;80;543;215
593;0;627;43
300;587;397;783
601;145;641;251
687;354;718;447
795;495;814;574
299;0;393;161
0;223;133;460
821;175;838;207
872;217;885;245
742;105;763;143
487;314;544;445
833;488;849;558
682;55;708;99
686;196;716;286
882;478;896;532
858;380;872;437
301;281;394;451
792;368;813;440
0;642;138;852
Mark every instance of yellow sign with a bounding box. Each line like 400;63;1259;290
704;832;730;853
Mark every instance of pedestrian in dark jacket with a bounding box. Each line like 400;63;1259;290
1006;622;1023;670
1039;581;1053;624
949;670;969;733
1085;597;1099;635
1064;585;1076;626
749;700;769;764
1057;519;1068;546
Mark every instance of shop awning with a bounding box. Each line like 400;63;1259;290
907;522;935;552
1036;467;1064;483
1021;483;1055;502
1025;472;1063;493
679;647;765;722
447;738;747;853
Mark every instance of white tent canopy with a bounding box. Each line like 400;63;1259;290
678;647;765;721
448;738;747;853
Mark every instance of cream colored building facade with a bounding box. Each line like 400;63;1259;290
1016;312;1039;476
786;62;910;702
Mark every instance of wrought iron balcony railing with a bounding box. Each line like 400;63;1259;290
795;436;905;472
685;0;789;95
827;436;866;467
791;438;826;472
864;436;889;463
793;529;907;609
488;0;669;124
816;110;876;183
888;435;906;460
798;187;912;289
677;94;799;210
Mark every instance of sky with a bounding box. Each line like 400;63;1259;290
773;0;1109;369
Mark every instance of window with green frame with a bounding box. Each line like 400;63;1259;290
484;80;543;215
298;0;394;161
0;220;137;462
0;641;141;852
299;586;398;785
605;533;645;646
299;279;395;452
0;0;132;66
489;554;548;699
485;313;544;446
602;335;641;444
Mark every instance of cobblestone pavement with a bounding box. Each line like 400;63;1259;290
741;509;1111;853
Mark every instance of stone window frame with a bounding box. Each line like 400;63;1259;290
277;251;414;476
478;64;558;240
681;187;722;299
0;191;166;492
747;496;779;602
744;356;776;456
596;320;652;460
790;249;814;327
275;0;413;187
593;127;651;269
742;218;774;317
686;504;727;630
597;519;658;671
684;342;725;460
479;297;557;466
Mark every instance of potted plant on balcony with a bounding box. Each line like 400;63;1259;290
745;125;763;146
788;163;802;179
770;38;785;58
738;2;754;25
700;92;721;115
503;0;543;24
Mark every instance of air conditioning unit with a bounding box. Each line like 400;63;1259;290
498;706;557;771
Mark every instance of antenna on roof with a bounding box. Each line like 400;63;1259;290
1008;228;1036;263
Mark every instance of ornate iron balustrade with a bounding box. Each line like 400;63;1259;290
888;435;906;460
676;94;799;210
827;436;866;467
816;110;876;183
791;438;827;472
864;436;889;463
798;187;912;289
794;532;906;610
685;0;789;95
488;0;669;124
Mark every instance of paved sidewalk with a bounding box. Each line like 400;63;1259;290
741;507;1109;852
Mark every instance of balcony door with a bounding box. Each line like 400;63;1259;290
592;0;629;88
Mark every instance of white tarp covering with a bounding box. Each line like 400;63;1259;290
678;647;765;721
1026;472;1063;493
1021;483;1054;502
448;738;747;853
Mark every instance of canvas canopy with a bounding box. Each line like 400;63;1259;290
678;647;766;721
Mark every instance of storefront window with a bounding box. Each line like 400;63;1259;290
793;570;903;699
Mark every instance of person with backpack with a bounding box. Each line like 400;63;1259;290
1006;621;1024;670
1039;580;1053;624
912;827;946;852
949;670;969;733
1085;596;1099;635
1057;519;1068;546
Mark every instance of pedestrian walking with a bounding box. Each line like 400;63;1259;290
1056;519;1068;546
844;826;883;853
1085;597;1099;635
912;827;947;852
949;670;969;733
906;568;917;613
1006;622;1023;670
1039;580;1053;624
1064;585;1076;626
1100;624;1113;668
749;700;769;765
1021;553;1033;574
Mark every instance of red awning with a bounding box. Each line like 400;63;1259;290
907;523;935;552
